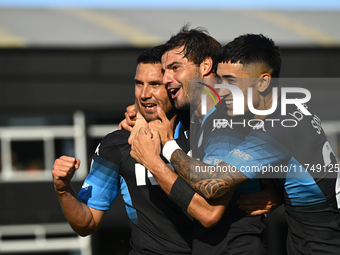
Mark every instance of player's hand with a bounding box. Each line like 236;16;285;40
52;156;80;195
128;111;148;144
149;107;174;147
236;179;284;215
118;104;136;131
130;127;161;169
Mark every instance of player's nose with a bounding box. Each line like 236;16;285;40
141;85;152;99
216;87;232;97
162;70;174;85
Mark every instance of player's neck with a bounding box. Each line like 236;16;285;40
253;92;278;120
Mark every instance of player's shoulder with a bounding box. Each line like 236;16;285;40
201;105;218;126
101;129;130;145
95;129;130;162
271;100;322;135
98;129;130;153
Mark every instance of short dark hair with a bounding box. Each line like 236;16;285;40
163;24;221;68
137;44;164;65
217;34;281;78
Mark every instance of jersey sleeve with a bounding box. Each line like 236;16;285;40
78;134;122;211
224;130;293;179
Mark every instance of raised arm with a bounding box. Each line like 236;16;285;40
52;156;105;236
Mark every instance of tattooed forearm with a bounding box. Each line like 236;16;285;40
170;149;248;199
195;179;229;199
194;173;242;199
171;149;192;180
171;149;216;180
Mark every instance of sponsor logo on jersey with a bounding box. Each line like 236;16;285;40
287;104;322;134
311;114;322;134
230;149;253;161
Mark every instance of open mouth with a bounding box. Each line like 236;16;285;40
225;99;233;108
168;87;181;99
142;103;157;111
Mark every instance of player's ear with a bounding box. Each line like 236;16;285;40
258;73;271;93
200;57;213;77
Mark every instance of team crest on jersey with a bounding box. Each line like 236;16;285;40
82;182;91;190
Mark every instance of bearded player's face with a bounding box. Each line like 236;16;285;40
161;46;201;110
134;63;175;122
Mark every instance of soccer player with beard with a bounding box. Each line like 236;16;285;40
133;34;340;254
130;27;271;255
52;45;229;255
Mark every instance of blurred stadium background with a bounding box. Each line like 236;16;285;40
0;1;339;254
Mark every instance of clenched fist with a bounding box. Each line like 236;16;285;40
52;156;80;195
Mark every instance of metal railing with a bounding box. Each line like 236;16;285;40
0;111;88;182
0;223;91;255
0;112;118;254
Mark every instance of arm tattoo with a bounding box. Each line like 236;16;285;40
171;149;247;199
